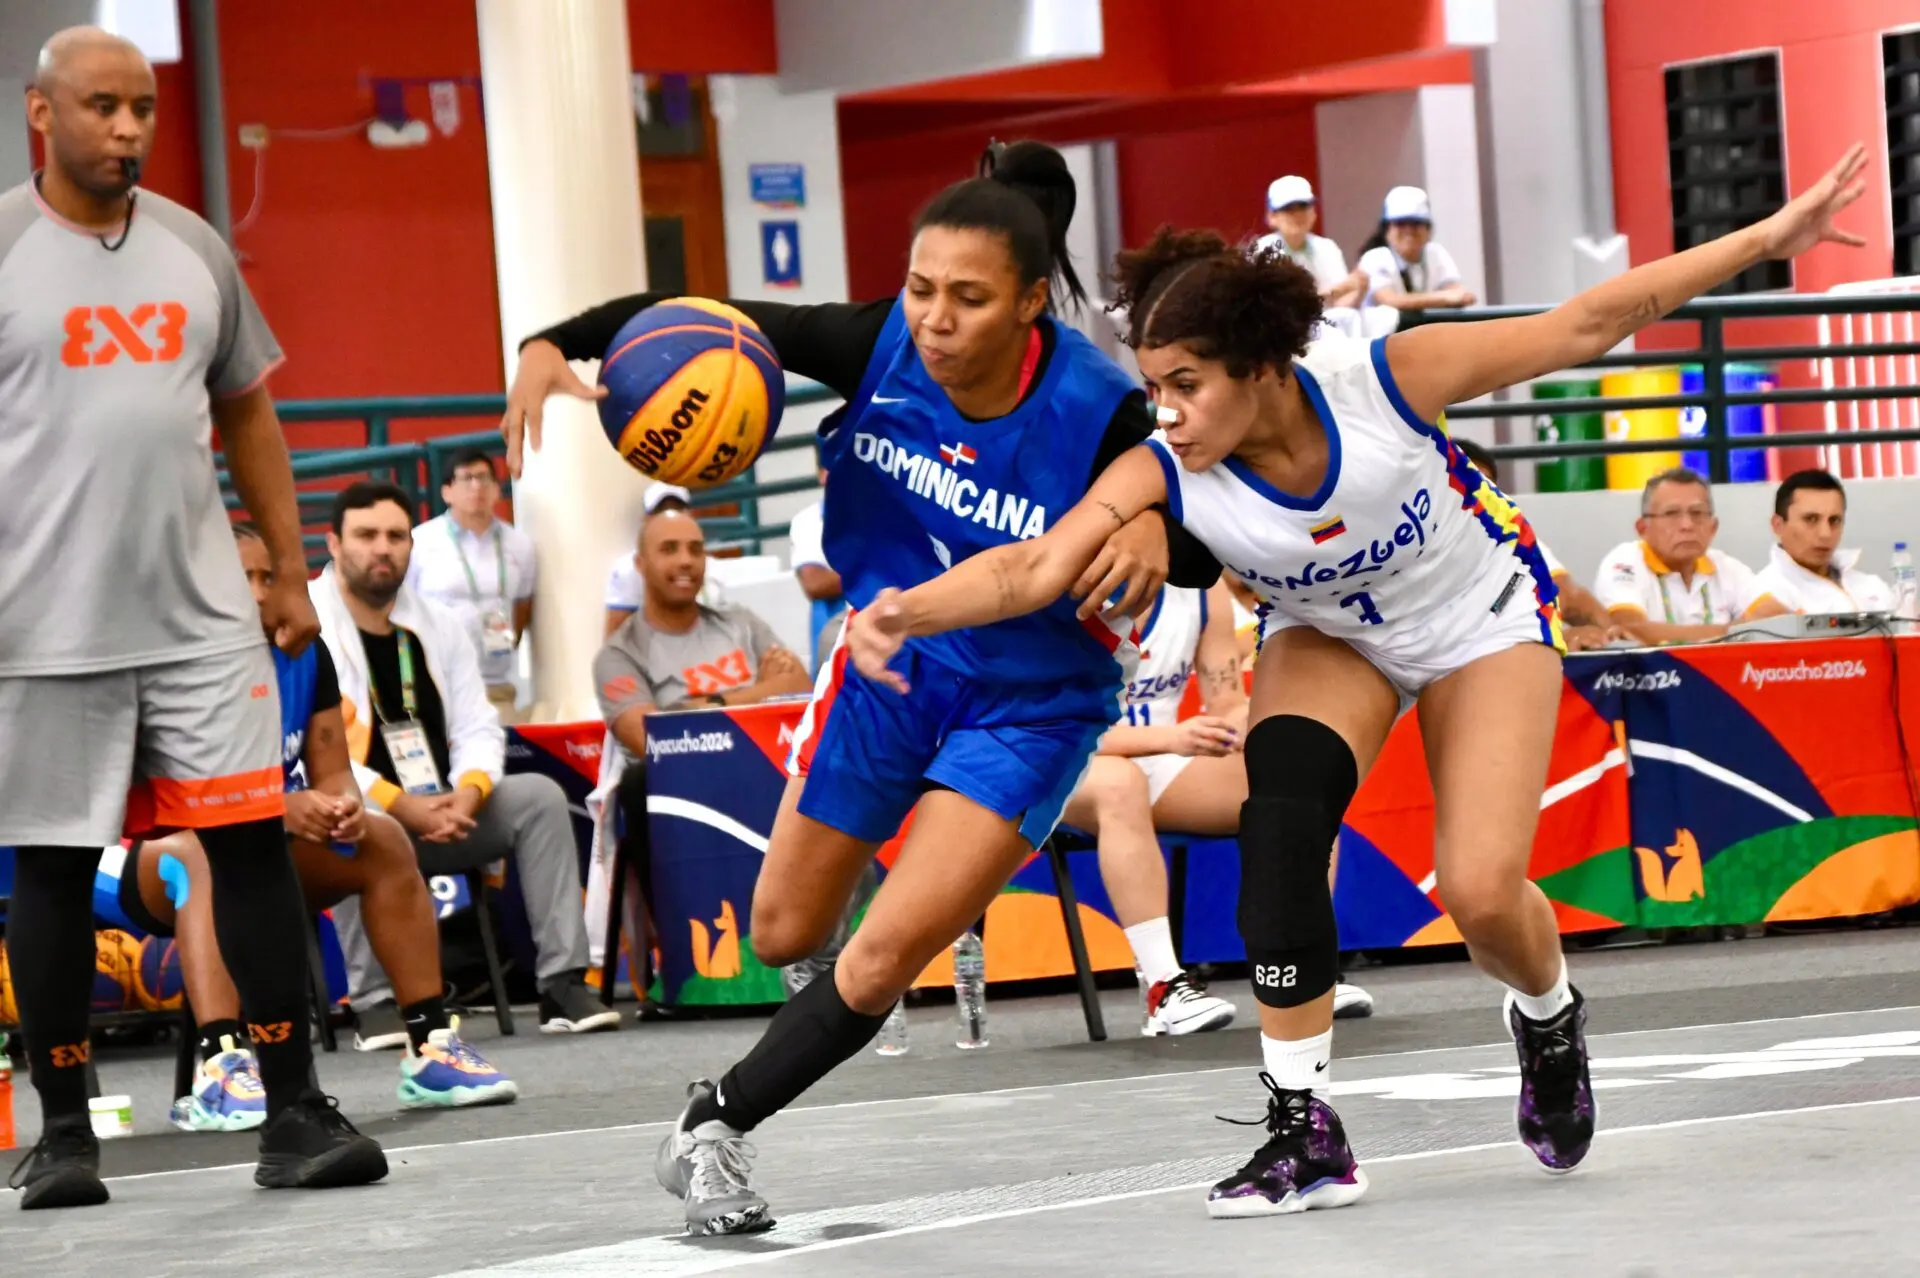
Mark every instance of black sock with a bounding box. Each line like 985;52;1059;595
688;969;890;1133
8;848;102;1123
197;1018;246;1062
197;818;315;1118
401;996;449;1054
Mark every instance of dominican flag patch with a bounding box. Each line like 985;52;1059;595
939;442;977;466
1309;514;1347;545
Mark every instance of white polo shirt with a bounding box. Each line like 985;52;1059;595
1753;543;1894;615
1595;540;1771;626
1252;231;1351;293
1358;241;1462;308
407;513;537;686
788;499;829;572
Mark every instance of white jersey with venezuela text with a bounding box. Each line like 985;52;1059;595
1146;336;1559;658
0;181;282;676
1119;586;1204;728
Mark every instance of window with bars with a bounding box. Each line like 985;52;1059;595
1888;30;1920;278
1665;53;1790;294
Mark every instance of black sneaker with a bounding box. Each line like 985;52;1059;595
1206;1074;1368;1219
539;973;622;1034
254;1091;389;1190
9;1116;109;1210
1506;986;1596;1172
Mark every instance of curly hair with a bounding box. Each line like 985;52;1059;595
1109;227;1324;377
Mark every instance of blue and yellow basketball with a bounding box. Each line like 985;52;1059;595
132;935;186;1013
597;298;784;489
94;929;141;1014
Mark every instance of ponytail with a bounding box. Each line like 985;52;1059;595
914;139;1085;313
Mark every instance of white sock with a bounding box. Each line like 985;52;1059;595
1509;959;1573;1023
1260;1029;1333;1093
1124;917;1182;987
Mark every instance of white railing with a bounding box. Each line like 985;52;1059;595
1818;276;1920;479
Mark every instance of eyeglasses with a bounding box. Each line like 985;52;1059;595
1644;506;1713;522
448;471;498;488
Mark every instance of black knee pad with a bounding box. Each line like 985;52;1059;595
1237;716;1359;1008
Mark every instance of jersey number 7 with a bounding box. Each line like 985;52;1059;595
1339;591;1384;626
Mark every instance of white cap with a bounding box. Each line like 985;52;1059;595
1266;175;1315;210
1381;185;1432;223
643;482;694;514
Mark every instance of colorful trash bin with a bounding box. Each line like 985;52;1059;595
1530;375;1607;492
1601;366;1684;491
1680;363;1776;483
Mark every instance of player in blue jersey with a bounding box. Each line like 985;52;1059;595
113;524;516;1129
503;140;1223;1235
847;147;1869;1218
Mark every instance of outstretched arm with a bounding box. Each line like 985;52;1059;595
1385;146;1870;421
847;447;1170;691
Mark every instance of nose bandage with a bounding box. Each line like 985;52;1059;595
1154;403;1181;426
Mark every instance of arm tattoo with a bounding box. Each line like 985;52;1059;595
1097;501;1126;528
990;559;1021;613
1197;658;1240;702
1623;292;1663;328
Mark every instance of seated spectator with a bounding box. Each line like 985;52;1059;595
1754;469;1894;614
1357;186;1475;335
1595;467;1785;644
1062;583;1372;1027
787;465;844;670
407;449;537;724
1451;439;1613;651
310;482;617;1043
593;506;816;993
101;523;514;1131
1252;176;1366;311
604;483;726;637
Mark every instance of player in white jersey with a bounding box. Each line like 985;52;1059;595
1061;581;1371;1033
848;146;1871;1217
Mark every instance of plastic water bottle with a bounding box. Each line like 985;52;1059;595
952;930;988;1049
1893;542;1918;621
874;1001;909;1056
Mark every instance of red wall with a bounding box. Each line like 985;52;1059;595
1605;0;1916;464
1116;104;1320;248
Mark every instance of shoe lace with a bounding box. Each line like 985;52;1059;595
7;1122;93;1191
291;1092;364;1136
434;1033;495;1072
1215;1071;1312;1135
1521;1012;1582;1110
689;1134;760;1200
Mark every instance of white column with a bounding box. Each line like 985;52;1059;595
476;0;651;723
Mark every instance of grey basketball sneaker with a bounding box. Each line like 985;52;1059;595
655;1079;774;1235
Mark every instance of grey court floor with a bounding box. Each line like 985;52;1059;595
8;927;1920;1276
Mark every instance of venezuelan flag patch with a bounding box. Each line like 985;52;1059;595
1309;515;1347;545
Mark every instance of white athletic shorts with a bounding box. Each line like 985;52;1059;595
0;644;284;847
1129;752;1195;806
1260;551;1562;714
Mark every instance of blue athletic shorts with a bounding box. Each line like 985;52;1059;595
786;626;1114;848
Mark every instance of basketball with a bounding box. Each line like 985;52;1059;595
597;298;784;489
132;935;186;1013
94;929;141;1014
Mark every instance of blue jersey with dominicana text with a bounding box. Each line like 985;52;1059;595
817;302;1139;700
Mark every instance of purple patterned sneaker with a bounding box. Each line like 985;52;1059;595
1506;986;1596;1172
1206;1073;1368;1219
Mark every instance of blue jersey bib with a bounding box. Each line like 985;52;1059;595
817;303;1138;695
273;645;318;790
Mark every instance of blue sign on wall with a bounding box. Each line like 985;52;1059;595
749;163;806;208
761;220;802;289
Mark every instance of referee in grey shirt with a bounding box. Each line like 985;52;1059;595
0;26;383;1207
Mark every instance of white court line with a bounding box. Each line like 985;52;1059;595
68;1000;1920;1187
447;1093;1920;1277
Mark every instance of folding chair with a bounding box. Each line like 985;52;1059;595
1041;831;1107;1042
462;870;516;1036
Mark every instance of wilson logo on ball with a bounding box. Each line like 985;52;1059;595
596;298;785;491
